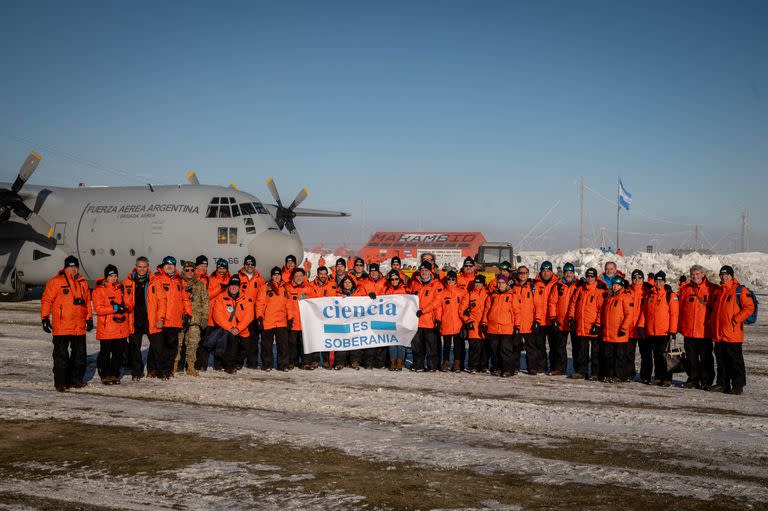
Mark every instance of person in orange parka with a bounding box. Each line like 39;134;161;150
389;256;408;286
547;262;578;375
624;269;651;382
92;264;131;385
481;274;518;376
567;267;606;380
236;255;265;369
382;270;409;370
461;274;489;373
435;270;468;372
201;258;231;370
333;274;369;369
511;266;540;375
486;260;514;293
532;261;560;375
212;274;255;374
123;256;152;380
284;268;318;370
367;263;388;296
678;264;717;390
362;263;388;369
146;256;192;379
41;255;93;392
407;261;443;371
600;276;634;383
710;265;755;395
456;257;478;292
310;265;338;369
256;267;291;371
637;271;679;386
282;254;298;284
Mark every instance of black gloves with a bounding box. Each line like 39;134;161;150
182;314;191;329
589;324;600;336
434;320;441;329
551;318;559;328
618;329;626;337
463;307;471;316
85;318;94;332
416;310;423;318
637;327;646;338
368;292;377;299
256;317;264;331
569;319;576;331
514;326;520;335
531;321;540;333
480;323;487;335
42;318;52;333
465;321;475;331
287;319;294;329
116;303;128;314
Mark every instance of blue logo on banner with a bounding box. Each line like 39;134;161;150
324;324;351;334
370;321;396;331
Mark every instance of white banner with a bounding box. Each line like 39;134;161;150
299;295;420;353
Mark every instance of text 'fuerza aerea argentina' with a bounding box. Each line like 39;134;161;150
300;295;420;353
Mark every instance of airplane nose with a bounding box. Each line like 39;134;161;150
248;229;303;274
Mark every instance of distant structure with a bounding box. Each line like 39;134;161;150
359;231;486;263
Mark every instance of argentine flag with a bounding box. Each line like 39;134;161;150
618;179;632;210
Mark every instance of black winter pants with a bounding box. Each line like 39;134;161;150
590;338;602;379
274;327;293;370
364;347;387;368
715;342;746;390
504;334;524;374
525;330;547;374
684;338;714;388
548;328;569;374
639;338;654;382
626;338;639;380
261;327;284;370
334;349;362;368
149;327;180;377
52;335;87;387
97;339;126;380
442;334;465;369
600;342;627;380
128;318;149;377
467;339;488;371
572;336;592;377
410;328;438;371
485;334;503;373
650;336;671;382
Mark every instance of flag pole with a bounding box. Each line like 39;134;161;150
616;175;620;253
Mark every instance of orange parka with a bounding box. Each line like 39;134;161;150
284;280;316;331
533;275;560;326
407;275;443;329
207;270;231;327
678;278;716;339
461;287;488;340
638;285;679;336
435;284;467;336
627;281;651;338
568;281;606;337
41;269;93;336
512;279;537;334
710;278;755;343
256;281;290;330
237;269;265;302
482;288;516;335
146;271;191;334
311;277;338;297
456;270;478;292
601;290;633;343
92;278;131;340
549;278;579;332
382;282;407;296
212;291;255;337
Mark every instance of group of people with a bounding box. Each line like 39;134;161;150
40;252;755;395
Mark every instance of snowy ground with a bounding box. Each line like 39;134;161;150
1;300;767;510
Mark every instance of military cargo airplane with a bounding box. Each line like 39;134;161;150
0;152;349;300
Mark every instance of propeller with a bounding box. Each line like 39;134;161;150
0;152;53;237
185;170;200;185
265;178;309;233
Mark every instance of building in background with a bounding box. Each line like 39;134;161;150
359;232;487;264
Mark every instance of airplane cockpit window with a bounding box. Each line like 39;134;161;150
206;205;218;218
240;202;256;215
219;205;231;218
231;204;240;217
244;217;256;234
253;202;269;214
211;197;220;204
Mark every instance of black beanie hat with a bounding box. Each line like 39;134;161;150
655;271;667;281
64;255;79;268
463;256;474;266
719;265;734;277
391;256;401;265
244;255;256;265
369;263;380;272
270;266;282;277
104;264;118;278
420;261;433;271
585;267;598;278
447;270;458;279
631;269;644;279
353;257;365;267
195;255;208;266
335;258;346;267
285;254;297;264
228;275;241;286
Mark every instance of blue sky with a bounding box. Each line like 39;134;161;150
1;1;766;253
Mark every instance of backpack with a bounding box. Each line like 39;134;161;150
736;285;759;325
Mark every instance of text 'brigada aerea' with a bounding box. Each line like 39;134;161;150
322;299;398;320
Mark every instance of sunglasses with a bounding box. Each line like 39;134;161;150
354;263;364;267
183;268;194;272
447;277;457;281
244;262;254;266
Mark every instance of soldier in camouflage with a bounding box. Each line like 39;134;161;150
174;260;210;376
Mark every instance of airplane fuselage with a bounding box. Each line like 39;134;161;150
0;184;303;291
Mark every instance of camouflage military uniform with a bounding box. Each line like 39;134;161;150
174;274;209;375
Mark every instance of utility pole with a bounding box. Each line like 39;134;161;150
740;210;749;252
600;226;607;249
579;176;584;250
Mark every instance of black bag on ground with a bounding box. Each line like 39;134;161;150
664;337;687;374
202;327;229;359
